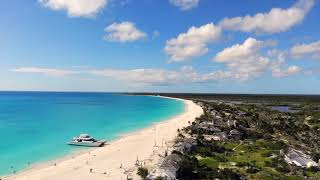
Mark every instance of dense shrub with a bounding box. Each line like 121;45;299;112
265;158;290;173
246;166;260;173
137;167;148;179
217;169;243;179
261;151;273;158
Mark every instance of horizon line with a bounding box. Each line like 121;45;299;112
0;90;319;96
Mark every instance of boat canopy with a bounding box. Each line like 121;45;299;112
79;134;90;138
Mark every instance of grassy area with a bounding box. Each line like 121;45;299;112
196;140;304;179
179;99;320;179
199;157;220;169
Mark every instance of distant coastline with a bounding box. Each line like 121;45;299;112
126;92;320;104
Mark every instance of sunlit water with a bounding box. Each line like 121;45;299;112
0;92;185;175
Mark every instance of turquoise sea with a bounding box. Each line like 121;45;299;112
0;92;185;176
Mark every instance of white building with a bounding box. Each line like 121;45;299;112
285;149;318;168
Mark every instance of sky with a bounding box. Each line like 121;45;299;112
0;0;319;94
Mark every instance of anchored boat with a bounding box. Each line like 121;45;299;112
68;134;106;147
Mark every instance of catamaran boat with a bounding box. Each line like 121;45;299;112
68;134;106;147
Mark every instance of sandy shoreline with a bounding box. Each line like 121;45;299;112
3;96;203;180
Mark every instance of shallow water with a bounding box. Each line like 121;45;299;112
270;106;298;113
0;92;185;175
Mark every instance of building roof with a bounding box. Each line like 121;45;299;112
148;153;185;180
229;129;242;135
199;122;222;132
285;149;318;168
160;154;183;169
216;132;228;139
174;138;197;153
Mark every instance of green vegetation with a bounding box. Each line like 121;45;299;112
137;167;149;179
138;93;320;179
193;140;293;179
177;97;320;179
154;177;164;180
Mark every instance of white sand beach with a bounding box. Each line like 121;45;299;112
3;97;203;180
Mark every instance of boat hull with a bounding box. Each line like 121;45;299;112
68;141;105;147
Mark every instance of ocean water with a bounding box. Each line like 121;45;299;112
0;92;185;176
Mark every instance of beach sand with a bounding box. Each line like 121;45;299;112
3;97;203;180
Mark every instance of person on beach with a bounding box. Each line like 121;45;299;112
90;168;92;173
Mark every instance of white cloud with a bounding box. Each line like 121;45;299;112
165;23;221;62
104;22;147;42
10;47;302;86
219;0;315;34
90;66;241;85
213;38;303;80
11;66;216;86
169;0;200;10
90;66;198;85
215;37;265;62
213;37;274;81
272;65;302;77
164;0;313;62
39;0;108;18
290;40;320;59
11;67;77;77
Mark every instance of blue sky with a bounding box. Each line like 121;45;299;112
0;0;319;93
